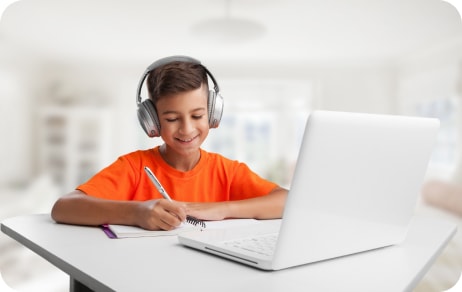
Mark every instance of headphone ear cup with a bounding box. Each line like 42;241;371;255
137;99;161;137
208;90;224;128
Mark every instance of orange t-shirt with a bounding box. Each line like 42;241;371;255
77;146;278;202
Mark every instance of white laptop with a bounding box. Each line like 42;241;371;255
178;110;440;270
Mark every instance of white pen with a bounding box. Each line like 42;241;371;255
143;166;206;228
144;166;172;201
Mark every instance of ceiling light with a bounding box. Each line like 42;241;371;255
190;0;266;43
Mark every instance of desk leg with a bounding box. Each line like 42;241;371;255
70;277;94;292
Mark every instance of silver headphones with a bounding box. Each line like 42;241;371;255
136;55;224;138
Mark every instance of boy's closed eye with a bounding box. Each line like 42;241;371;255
192;115;205;120
164;115;205;122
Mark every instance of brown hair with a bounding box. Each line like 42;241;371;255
146;61;209;104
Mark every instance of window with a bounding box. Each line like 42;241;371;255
203;79;312;187
398;63;462;180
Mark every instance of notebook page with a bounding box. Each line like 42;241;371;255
106;219;260;238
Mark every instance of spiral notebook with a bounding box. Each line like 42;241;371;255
178;110;439;270
101;219;261;238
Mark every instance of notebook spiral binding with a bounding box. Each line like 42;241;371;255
186;215;206;229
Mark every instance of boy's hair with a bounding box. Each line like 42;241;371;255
146;61;209;104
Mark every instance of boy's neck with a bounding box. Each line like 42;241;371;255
159;144;201;172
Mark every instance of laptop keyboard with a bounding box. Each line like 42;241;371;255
223;233;278;257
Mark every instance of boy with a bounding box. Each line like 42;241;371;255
51;56;288;231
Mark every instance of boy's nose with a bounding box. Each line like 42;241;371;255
179;120;194;134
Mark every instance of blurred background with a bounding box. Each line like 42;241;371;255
0;0;461;291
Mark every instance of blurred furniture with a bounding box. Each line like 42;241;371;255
413;201;462;292
37;106;113;193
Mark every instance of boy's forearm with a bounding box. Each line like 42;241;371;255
227;187;288;219
185;188;287;221
51;191;139;227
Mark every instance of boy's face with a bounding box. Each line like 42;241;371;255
155;84;210;157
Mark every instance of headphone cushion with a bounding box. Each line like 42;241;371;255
207;90;215;125
208;90;224;128
137;99;161;137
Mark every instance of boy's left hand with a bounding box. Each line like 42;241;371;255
184;202;229;221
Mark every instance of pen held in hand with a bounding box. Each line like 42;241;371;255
144;166;206;229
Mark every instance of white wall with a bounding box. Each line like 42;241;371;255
0;44;36;186
310;65;398;114
214;60;398;113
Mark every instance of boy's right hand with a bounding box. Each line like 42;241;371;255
135;199;187;231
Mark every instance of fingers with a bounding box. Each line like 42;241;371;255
141;199;187;231
160;200;187;221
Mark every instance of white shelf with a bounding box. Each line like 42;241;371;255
37;106;113;193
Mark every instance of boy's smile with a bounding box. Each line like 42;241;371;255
155;84;210;171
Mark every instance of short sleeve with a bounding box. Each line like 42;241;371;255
77;154;140;200
229;162;278;201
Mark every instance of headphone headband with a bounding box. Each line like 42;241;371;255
136;55;219;105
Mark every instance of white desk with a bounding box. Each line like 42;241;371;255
1;214;457;292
